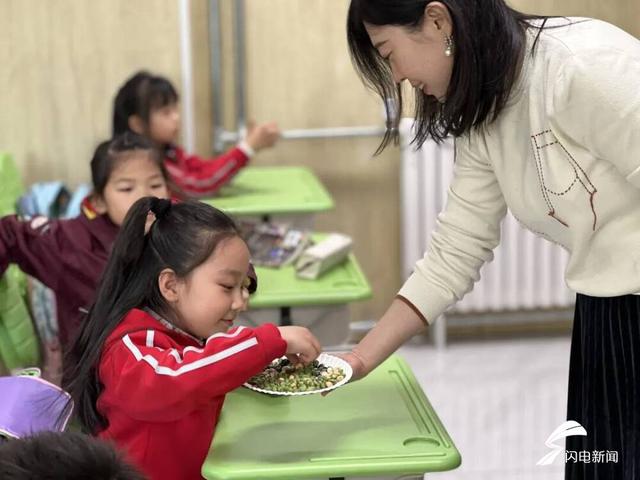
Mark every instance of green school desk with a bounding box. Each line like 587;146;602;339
202;355;461;479
249;244;371;309
203;166;334;221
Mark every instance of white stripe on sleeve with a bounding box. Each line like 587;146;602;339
122;334;258;377
205;326;247;344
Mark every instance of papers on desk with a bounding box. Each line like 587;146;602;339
239;221;311;268
238;222;353;278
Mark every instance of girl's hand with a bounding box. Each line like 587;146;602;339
246;120;280;151
277;326;321;364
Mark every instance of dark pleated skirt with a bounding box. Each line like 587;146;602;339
565;293;640;480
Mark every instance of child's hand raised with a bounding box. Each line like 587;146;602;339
277;326;321;364
246;120;281;151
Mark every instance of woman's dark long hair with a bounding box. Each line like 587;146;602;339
112;71;178;137
62;197;239;433
347;0;558;150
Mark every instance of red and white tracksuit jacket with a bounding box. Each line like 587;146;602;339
164;145;250;198
97;308;286;480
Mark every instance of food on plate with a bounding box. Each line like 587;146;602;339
247;357;346;393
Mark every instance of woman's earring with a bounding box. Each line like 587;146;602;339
444;35;454;57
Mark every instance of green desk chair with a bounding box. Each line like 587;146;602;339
0;152;40;371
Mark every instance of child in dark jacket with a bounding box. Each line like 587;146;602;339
0;133;171;349
112;70;281;198
63;197;321;480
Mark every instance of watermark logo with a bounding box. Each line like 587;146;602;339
537;421;619;466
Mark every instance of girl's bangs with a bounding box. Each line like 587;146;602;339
147;79;179;109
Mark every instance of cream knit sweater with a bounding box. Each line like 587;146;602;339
398;18;640;324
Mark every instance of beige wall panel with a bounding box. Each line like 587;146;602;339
508;0;640;37
219;0;239;131
0;0;183;188
243;0;384;128
191;0;214;156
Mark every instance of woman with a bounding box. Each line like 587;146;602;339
343;1;640;478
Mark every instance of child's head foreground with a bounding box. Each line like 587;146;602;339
0;431;144;480
112;71;180;145
65;197;251;431
91;132;170;225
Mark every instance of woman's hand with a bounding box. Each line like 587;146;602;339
277;326;321;364
320;350;367;397
336;350;368;382
328;298;428;393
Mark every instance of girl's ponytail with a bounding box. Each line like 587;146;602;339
63;197;158;433
97;197;156;305
149;197;171;220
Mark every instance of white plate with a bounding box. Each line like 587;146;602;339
243;353;353;396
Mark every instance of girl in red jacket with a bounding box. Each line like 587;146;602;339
112;70;280;198
63;196;321;480
0;132;171;350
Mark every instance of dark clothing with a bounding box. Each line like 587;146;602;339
0;212;119;347
565;293;640;479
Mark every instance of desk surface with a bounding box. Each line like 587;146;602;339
249;236;372;309
204;166;334;216
202;355;461;479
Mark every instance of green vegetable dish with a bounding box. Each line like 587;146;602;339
248;358;346;393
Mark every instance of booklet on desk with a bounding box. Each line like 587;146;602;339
239;221;311;268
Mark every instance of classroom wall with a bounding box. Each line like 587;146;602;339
0;0;184;188
1;0;638;325
510;0;640;38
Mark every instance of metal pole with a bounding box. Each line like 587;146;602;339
219;125;386;144
208;0;225;153
233;0;247;135
178;0;195;152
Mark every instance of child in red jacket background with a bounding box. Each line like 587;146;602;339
112;70;280;198
0;132;171;351
63;196;321;480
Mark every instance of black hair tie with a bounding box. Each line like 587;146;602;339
150;198;171;220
